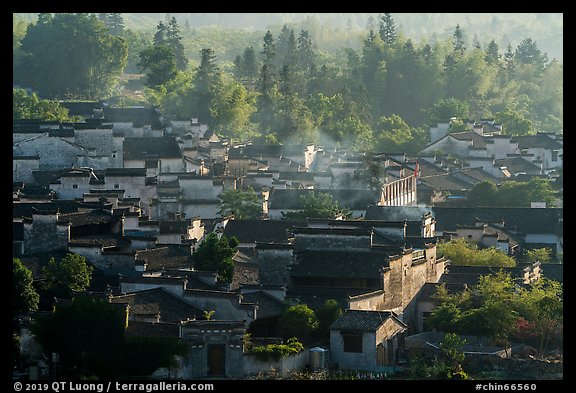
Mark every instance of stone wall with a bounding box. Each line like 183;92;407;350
23;214;69;255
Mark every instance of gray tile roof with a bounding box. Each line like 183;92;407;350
433;207;562;234
241;291;287;319
290;250;389;279
222;219;305;244
124;136;182;160
135;245;194;272
125;320;181;338
330;310;407;332
110;287;203;322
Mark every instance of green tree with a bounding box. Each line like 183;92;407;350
495;109;534;136
515;279;563;355
42;253;94;293
31;296;188;378
437;238;516;267
282;192;351;220
99;13;125;36
496;179;556;207
378;13;397;45
522;248;553;264
17;13;127;99
315;299;342;342
466;181;498;206
424;303;462;333
13;258;39;315
192;233;238;283
190;48;224;126
138;45;178;87
281;304;318;344
219;187;262;219
166;16;188;70
13;88;79;122
374;114;414;152
515;38;548;74
425;98;470;126
123;29;151;73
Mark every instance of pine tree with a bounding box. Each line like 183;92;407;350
378;13;397;45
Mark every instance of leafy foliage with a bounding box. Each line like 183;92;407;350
31;296;188;378
437;238;516;267
466;179;557;208
426;272;563;356
13;258;39;315
42;253;93;293
282;192;351;220
13;88;79;122
249;337;304;362
192;233;238;283
15;13;127;99
281;304;318;344
315;299;343;342
219;187;262;219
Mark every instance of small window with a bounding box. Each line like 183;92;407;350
72;184;78;189
342;333;363;353
114;184;120;189
552;151;558;162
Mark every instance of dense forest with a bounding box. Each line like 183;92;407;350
13;13;563;151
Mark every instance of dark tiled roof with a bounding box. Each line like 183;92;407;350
103;106;160;124
330;310;407;332
291;250;389;279
449;131;487;149
287;287;374;310
494;157;542;174
135;246;193;271
365;205;433;221
69;236;130;248
110;287;203;322
58;209;117;227
159;220;192;234
419;173;474;191
241;291;287;319
515;134;563;150
105;168;147;177
125;320;181;338
13;201;79;218
222;219;305;244
124;136;181;160
458;167;502;184
59;101;103;116
439;273;483;286
540;263;563;283
433;207;562;234
269;189;380;210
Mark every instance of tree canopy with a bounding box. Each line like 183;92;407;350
192;233;239;283
437;238;516;267
219;187;262;219
426;272;562;356
13;258;39;316
15;13;127;99
31;296;188;378
282;191;351;220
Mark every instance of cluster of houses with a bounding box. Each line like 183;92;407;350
13;104;563;379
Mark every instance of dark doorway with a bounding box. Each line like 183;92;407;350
207;344;226;376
